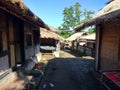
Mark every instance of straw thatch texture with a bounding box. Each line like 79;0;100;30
0;0;48;28
74;0;120;31
40;28;64;42
66;32;85;41
46;25;60;33
78;33;96;41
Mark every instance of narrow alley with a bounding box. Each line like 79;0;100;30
1;1;120;90
37;50;103;90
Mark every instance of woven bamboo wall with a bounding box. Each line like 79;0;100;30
99;21;120;70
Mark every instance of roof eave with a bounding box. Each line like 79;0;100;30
0;0;48;29
74;9;120;31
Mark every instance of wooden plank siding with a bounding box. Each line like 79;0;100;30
0;11;10;74
0;9;41;77
0;1;46;88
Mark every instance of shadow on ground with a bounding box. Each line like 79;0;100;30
37;58;102;90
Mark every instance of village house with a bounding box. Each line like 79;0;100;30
0;0;48;89
74;0;120;89
40;27;64;57
65;32;86;50
77;33;96;57
75;0;120;71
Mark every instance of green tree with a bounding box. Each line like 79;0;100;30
88;28;96;34
82;9;95;23
75;2;81;25
59;31;74;39
59;2;94;30
58;2;95;37
59;2;82;30
62;6;75;30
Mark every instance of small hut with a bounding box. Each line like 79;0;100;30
40;28;62;57
74;0;120;71
65;32;86;50
77;33;96;57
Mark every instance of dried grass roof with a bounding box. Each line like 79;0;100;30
66;32;85;41
0;0;48;28
40;28;64;42
46;25;60;33
78;33;96;40
74;0;120;31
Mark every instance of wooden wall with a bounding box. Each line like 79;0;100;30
99;21;120;70
9;17;16;67
24;23;40;59
33;30;40;54
0;55;9;74
24;23;34;59
0;12;9;73
0;9;41;78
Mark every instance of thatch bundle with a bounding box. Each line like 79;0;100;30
0;0;48;28
46;25;60;33
78;33;96;41
74;0;120;31
66;32;85;41
40;28;64;42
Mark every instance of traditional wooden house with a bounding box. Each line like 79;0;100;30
77;33;96;57
40;28;62;57
66;32;86;50
0;0;48;89
75;0;120;71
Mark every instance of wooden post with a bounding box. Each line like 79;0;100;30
95;25;101;71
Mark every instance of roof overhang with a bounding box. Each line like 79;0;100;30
74;0;120;31
0;0;48;29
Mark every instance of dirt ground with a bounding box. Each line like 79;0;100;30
37;50;104;90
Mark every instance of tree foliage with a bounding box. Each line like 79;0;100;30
81;9;95;23
58;2;95;30
59;31;74;39
75;2;81;25
87;28;96;34
58;2;95;38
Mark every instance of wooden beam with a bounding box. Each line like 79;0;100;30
95;24;101;70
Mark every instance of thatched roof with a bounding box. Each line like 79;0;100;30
78;33;96;41
74;0;120;31
46;25;60;33
40;28;64;42
66;32;86;41
0;0;48;28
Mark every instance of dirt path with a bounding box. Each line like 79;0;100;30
37;50;103;90
39;50;76;71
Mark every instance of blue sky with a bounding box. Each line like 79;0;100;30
23;0;108;28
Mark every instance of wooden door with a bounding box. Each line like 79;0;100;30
9;18;16;67
14;19;24;64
